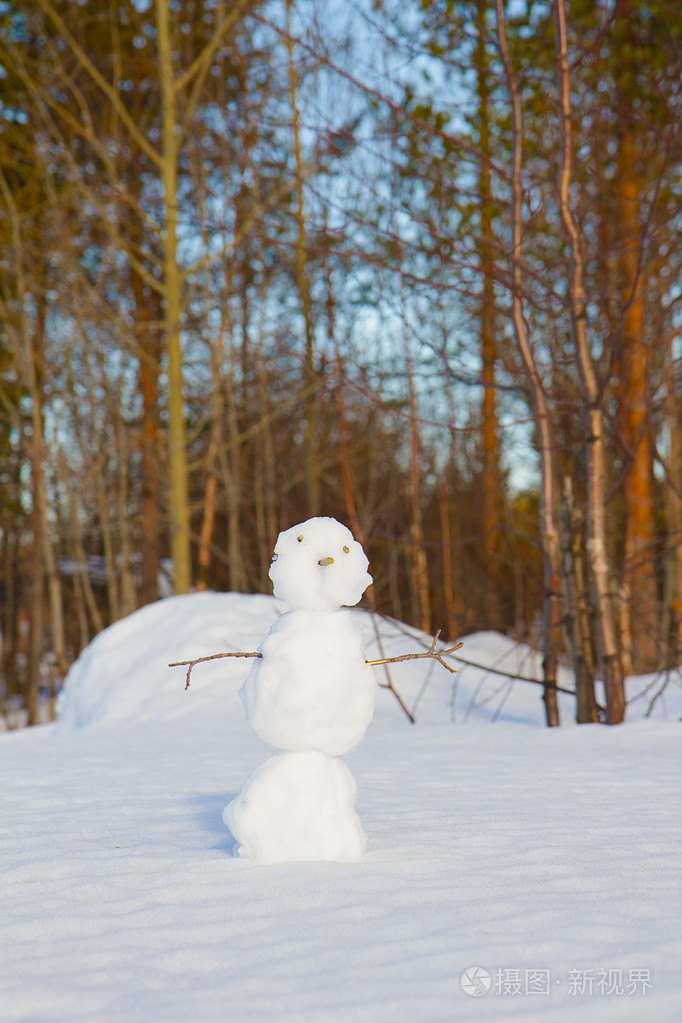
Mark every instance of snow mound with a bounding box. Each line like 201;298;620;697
57;592;279;729
56;594;682;732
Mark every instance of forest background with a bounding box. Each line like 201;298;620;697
1;0;680;728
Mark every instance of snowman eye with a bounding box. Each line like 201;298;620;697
343;546;349;553
297;535;304;542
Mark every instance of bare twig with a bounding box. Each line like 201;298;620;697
172;628;462;716
368;609;415;724
365;630;463;674
169;651;261;690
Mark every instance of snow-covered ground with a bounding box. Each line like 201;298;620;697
2;592;681;1022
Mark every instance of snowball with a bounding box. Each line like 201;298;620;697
268;517;372;612
223;750;367;863
239;609;376;755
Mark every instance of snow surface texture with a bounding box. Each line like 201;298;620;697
226;517;376;862
3;592;682;1022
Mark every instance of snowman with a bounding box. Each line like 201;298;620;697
223;516;377;863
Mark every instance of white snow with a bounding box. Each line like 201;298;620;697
2;591;681;1022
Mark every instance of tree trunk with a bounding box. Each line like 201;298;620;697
554;0;625;723
133;272;163;607
439;477;459;643
1;525;19;703
286;0;319;518
405;341;431;636
197;321;225;593
561;477;599;723
196;472;218;592
663;337;682;666
256;326;278;589
157;0;191;594
27;495;44;726
476;0;502;628
495;0;560;726
617;140;657;672
223;359;247;593
115;416;137;618
613;0;658;673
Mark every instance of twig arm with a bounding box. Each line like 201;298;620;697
366;631;463;675
172;630;464;696
169;650;262;690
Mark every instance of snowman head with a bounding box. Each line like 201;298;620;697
268;516;372;611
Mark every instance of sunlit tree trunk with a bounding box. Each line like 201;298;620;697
495;0;560;726
157;0;191;594
617;146;657;671
614;0;658;672
554;0;624;723
663;337;682;666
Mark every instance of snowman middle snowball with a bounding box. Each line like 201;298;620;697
239;516;376;756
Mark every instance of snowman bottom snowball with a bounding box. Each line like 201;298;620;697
224;750;367;864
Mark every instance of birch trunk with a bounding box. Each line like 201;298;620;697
495;0;560;726
554;0;625;723
663;339;682;666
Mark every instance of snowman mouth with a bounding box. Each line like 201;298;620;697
318;556;334;567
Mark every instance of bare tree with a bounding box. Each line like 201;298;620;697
494;0;561;726
553;0;625;723
0;166;68;720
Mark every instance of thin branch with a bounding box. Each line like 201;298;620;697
175;0;250;96
169;650;261;690
453;653;581;700
36;0;162;170
376;678;415;724
365;630;463;674
171;628;461;709
368;609;417;724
